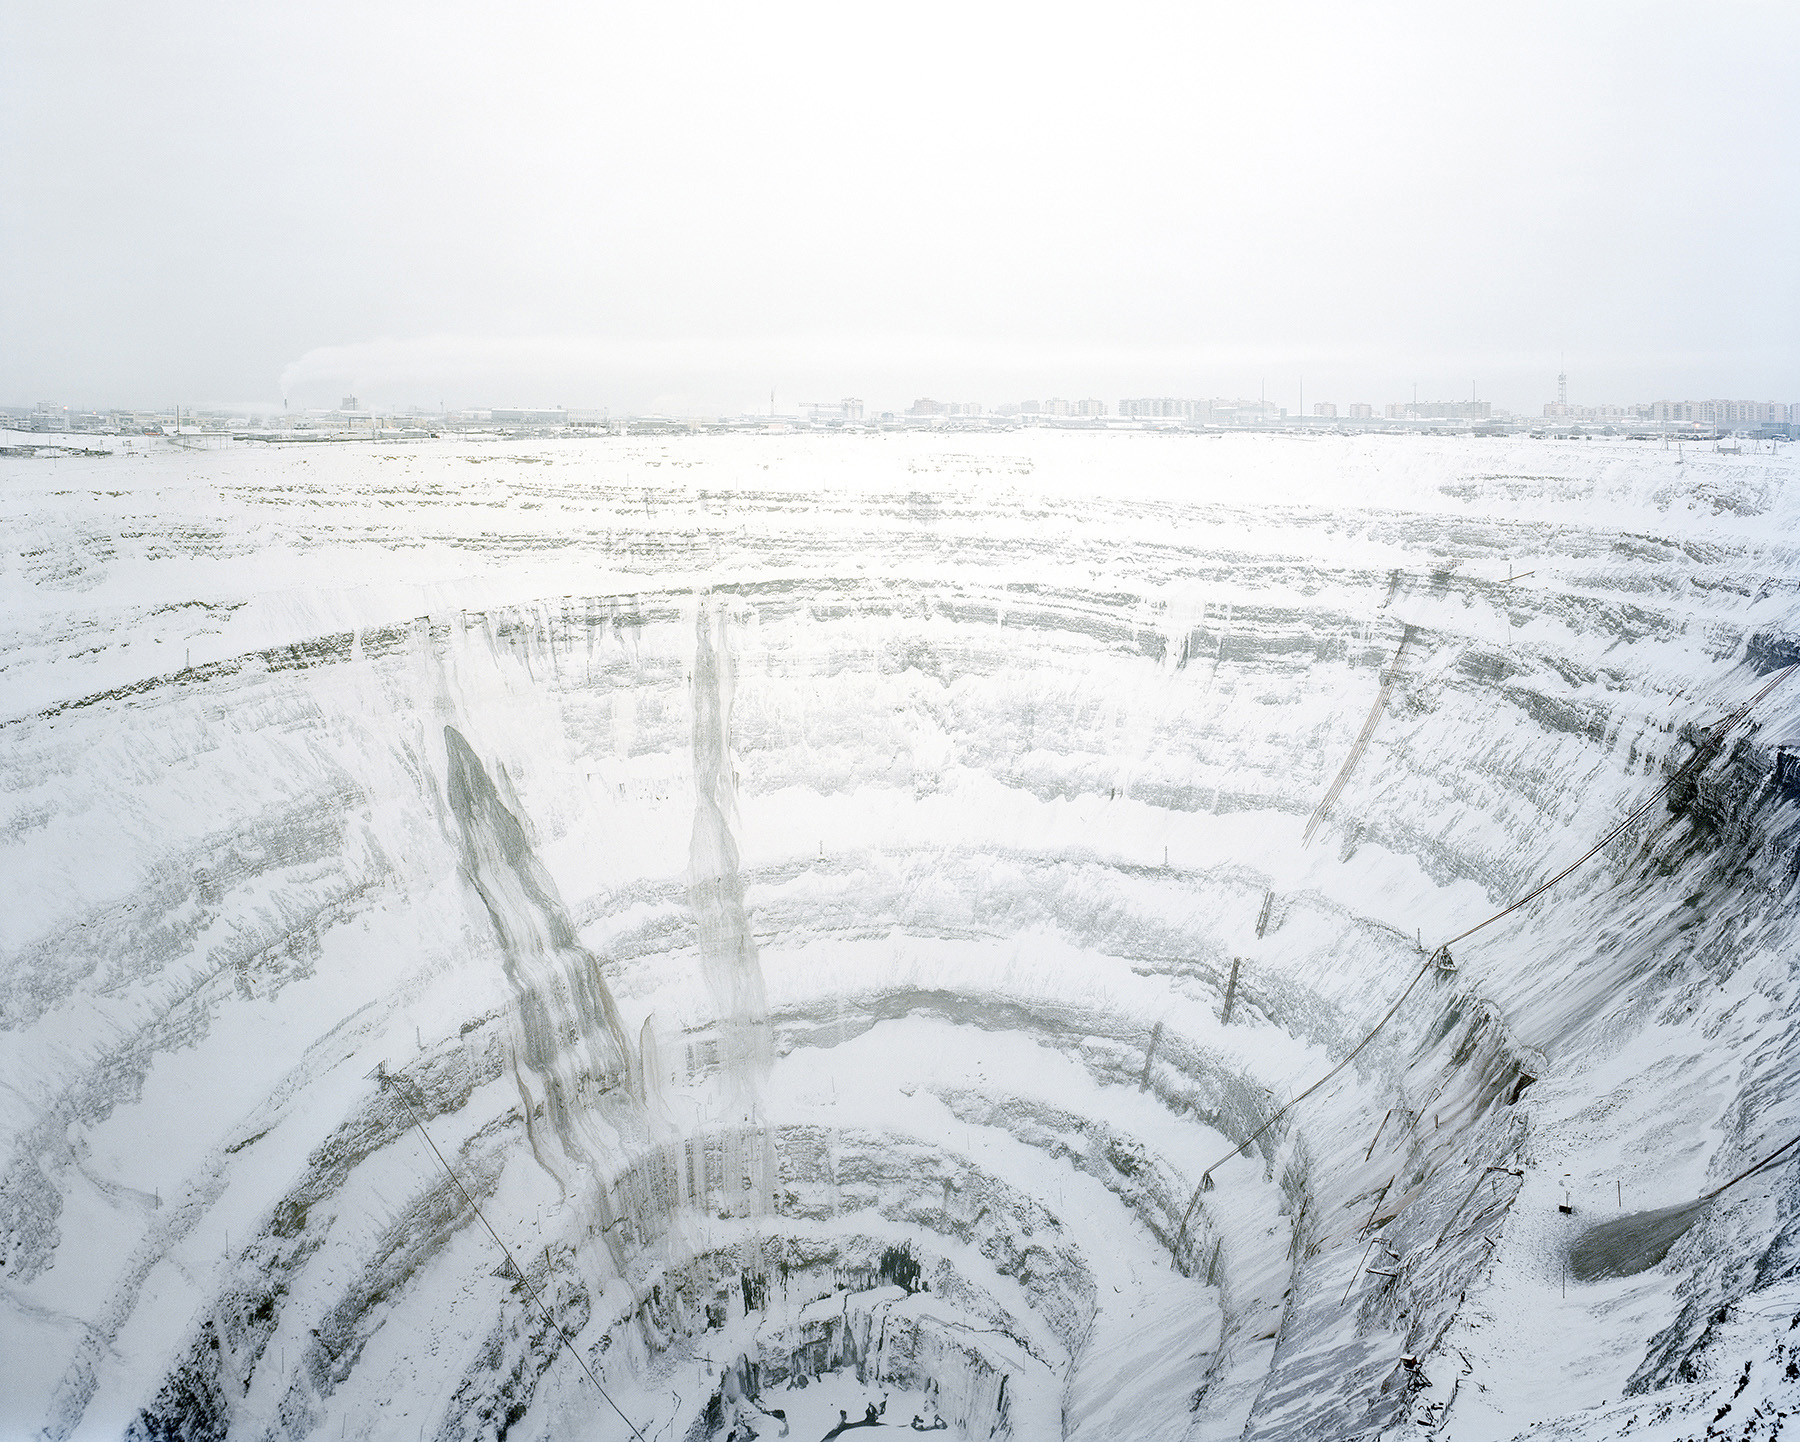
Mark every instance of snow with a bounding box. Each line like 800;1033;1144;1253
1;429;1796;1441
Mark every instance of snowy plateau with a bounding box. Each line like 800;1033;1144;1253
1;429;1798;1442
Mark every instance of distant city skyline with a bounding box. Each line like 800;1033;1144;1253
12;383;1796;437
75;350;1799;419
11;378;1798;425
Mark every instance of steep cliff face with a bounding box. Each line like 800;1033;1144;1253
1;431;1795;1441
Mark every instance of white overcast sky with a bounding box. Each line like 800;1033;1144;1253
2;0;1796;414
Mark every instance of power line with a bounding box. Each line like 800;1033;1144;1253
383;1074;650;1442
1172;663;1796;1259
1302;625;1415;847
1703;1129;1800;1202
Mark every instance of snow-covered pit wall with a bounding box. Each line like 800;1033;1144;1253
2;431;1798;1442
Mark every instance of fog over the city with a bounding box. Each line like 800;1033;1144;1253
3;0;1795;413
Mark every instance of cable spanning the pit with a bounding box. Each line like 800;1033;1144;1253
1171;663;1797;1263
1302;625;1416;847
1701;1128;1800;1203
381;1071;651;1442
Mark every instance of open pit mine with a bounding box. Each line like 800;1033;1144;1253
2;430;1797;1442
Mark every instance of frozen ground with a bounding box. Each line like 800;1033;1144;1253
0;428;1796;1441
